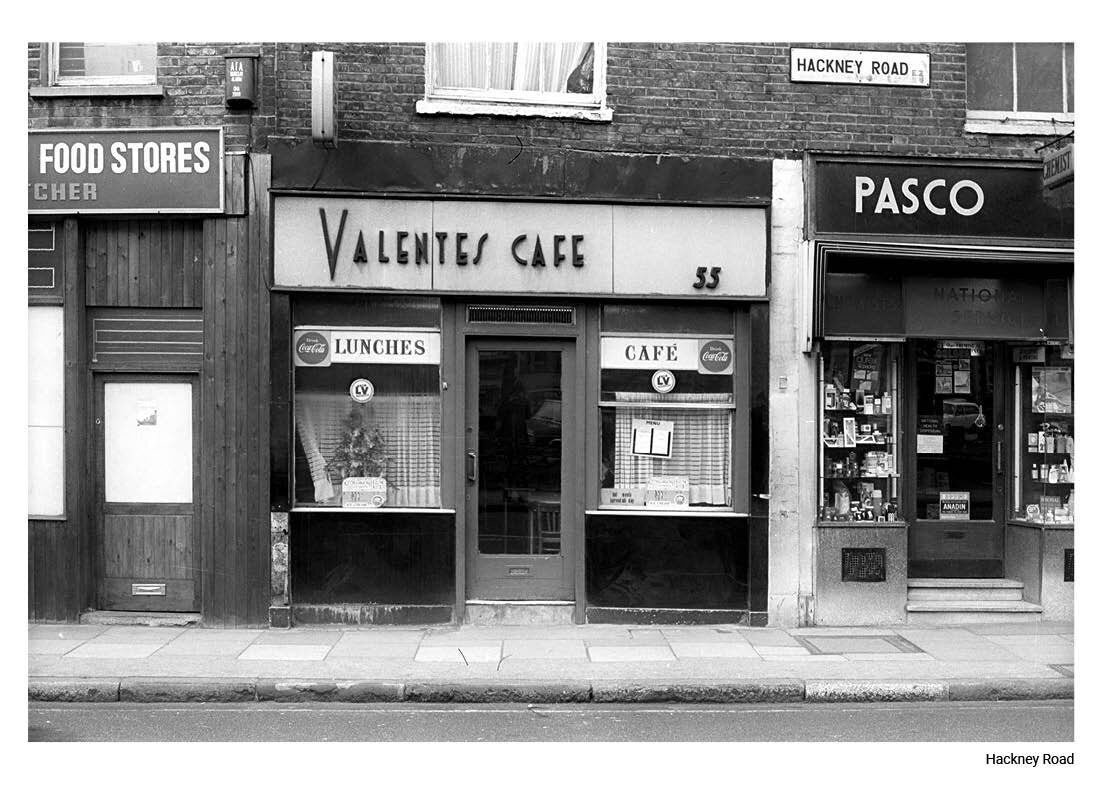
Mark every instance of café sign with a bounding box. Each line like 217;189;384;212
790;48;930;87
293;329;442;367
273;197;768;298
29;128;224;214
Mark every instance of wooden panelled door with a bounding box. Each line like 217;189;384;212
95;376;199;611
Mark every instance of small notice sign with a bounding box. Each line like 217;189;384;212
939;491;970;521
917;415;943;454
341;477;386;508
644;476;690;509
600;488;644;507
631;419;674;458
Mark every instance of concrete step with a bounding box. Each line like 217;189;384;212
908;587;1024;601
465;601;575;626
80;610;201;627
908;578;1025;589
906;599;1043;625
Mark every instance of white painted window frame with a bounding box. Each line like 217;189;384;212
966;43;1073;136
416;42;612;122
48;42;157;87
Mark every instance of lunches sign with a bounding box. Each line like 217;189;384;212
294;329;442;367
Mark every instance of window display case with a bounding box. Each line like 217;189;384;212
1013;344;1074;525
819;341;900;522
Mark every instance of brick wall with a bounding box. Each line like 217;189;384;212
27;42;277;150
270;42;1048;161
29;42;1060;161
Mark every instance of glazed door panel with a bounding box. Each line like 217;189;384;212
465;340;575;600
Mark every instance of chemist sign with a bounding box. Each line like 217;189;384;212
790;48;930;87
29;128;224;214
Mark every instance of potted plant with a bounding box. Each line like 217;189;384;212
330;408;388;499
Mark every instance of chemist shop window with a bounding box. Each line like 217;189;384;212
46;43;157;86
598;304;736;510
418;42;612;121
1011;343;1075;526
965;43;1073;135
292;296;442;510
819;342;901;523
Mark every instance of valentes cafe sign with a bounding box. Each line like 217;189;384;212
272;196;769;298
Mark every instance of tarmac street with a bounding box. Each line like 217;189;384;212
28;620;1073;706
28;700;1075;742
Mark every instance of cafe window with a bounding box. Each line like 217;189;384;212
598;304;735;510
1012;344;1074;525
47;42;157;86
819;341;901;523
292;296;442;510
965;43;1073;135
417;42;612;121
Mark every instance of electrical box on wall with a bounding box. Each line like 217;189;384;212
224;54;258;108
312;50;338;147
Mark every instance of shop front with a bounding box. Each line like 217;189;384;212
268;144;772;625
808;156;1074;624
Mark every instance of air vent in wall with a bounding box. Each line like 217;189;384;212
467;305;575;325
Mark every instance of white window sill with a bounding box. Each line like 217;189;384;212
965;113;1074;136
30;85;166;99
416;98;612;122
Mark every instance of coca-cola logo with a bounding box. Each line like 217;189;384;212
296;331;330;365
699;340;733;373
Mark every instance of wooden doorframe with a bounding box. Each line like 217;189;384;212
462;337;581;601
93;372;201;611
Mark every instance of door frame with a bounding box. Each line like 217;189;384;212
463;337;581;601
93;372;201;611
906;340;1008;578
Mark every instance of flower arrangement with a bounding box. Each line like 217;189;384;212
330;408;388;481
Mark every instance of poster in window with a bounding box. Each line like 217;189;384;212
917;414;943;454
939;491;970;520
1033;367;1073;414
136;399;157;426
953;370;971;394
842;417;857;448
935;361;953;376
935;376;953;394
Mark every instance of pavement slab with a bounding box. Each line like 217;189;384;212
668;642;759;659
238;644;333;661
502;640;588;660
327;642;422;660
587;646;676;662
414;645;502;663
63;642;166;659
28;639;84;655
29;625;108;641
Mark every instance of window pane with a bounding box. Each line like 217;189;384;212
602;303;732;334
28;306;64;517
105;383;192;504
600;401;732;508
58;42;155;78
1066;44;1074;112
1016;43;1065;113
1014;345;1074;524
966;43;1013;111
293;335;441;509
430;42;595;96
820;342;899;523
294;294;440;329
914;340;994;520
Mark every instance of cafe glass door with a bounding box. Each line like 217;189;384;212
465;339;575;600
909;340;1005;577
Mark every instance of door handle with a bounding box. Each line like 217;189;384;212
466;451;477;484
996;440;1004;474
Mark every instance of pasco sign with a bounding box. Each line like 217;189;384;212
28;128;224;214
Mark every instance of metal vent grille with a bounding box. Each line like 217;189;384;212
467;305;575;325
841;548;886;582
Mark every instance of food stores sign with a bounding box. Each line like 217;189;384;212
28;128;224;214
273;197;768;298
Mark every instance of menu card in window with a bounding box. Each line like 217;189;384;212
631;419;674;458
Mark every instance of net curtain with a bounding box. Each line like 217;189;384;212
432;42;593;93
295;392;442;507
612;392;731;506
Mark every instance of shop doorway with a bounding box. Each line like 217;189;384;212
94;375;200;611
465;339;576;600
908;340;1005;578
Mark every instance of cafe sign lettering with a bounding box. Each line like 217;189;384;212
600;337;734;375
273;197;768;298
28;128;224;214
